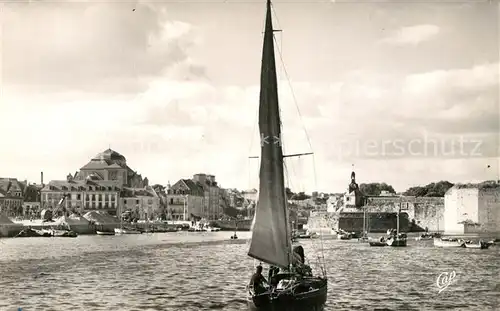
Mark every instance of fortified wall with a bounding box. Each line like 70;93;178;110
306;196;444;233
365;196;445;232
306;211;338;234
306;169;445;233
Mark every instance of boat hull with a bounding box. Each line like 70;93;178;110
114;228;142;234
415;237;433;241
369;241;387;247
433;238;464;248
386;237;407;247
247;278;327;311
463;242;490;249
96;231;115;236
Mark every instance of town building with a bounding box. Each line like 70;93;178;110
41;148;153;218
242;188;258;202
167;179;204;220
444;183;500;234
41;178;121;215
0;178;26;217
194;174;224;220
225;189;246;209
167;174;226;221
75;148;149;187
120;187;161;220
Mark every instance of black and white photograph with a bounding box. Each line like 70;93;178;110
0;0;499;310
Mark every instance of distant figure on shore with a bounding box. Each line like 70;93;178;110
249;265;268;294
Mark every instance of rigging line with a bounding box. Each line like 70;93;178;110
248;106;259;189
273;36;314;154
272;31;327;271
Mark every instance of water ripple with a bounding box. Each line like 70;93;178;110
0;233;498;310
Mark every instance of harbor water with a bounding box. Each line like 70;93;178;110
0;232;498;311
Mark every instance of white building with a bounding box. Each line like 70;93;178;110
444;184;500;235
242;188;258;202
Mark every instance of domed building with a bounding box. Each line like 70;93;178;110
76;148;148;188
40;148;158;219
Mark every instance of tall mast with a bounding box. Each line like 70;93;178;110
363;206;366;236
247;0;292;269
397;197;401;235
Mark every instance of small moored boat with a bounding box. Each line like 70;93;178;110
415;232;441;241
97;230;115;236
433;237;464;248
462;240;490;249
114;228;142;235
386;232;407;247
369;237;388;247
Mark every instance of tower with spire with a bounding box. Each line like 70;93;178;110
344;165;364;208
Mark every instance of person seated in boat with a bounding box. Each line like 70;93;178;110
268;266;279;282
292;245;313;277
293;245;305;264
268;266;281;287
249;265;268;295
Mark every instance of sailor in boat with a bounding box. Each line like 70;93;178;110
268;265;280;284
292;245;312;277
266;246;314;292
249;265;269;295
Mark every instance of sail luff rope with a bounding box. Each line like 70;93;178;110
272;17;327;277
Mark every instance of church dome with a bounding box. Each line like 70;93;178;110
93;148;126;162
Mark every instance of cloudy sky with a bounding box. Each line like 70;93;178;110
0;0;498;193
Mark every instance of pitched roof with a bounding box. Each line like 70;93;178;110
41;179;122;192
0;178;26;197
121;187;156;198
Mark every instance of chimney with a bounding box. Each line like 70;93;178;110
41;171;44;186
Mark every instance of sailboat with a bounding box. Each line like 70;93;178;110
358;206;369;242
385;201;407;247
246;1;328;310
231;219;238;240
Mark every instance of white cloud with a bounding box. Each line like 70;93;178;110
1;2;497;193
380;24;440;46
3;60;498;192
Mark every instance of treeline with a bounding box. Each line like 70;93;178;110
403;181;454;197
359;183;396;196
358;181;454;197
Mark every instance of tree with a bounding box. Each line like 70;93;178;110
359;183;396;196
291;192;311;200
285;187;295;200
152;184;166;193
403;181;454;197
